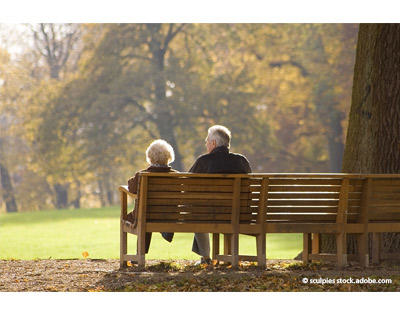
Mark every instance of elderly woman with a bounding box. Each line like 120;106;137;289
126;139;177;253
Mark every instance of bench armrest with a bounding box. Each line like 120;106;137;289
119;185;138;199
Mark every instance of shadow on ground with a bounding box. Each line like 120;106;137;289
93;259;400;292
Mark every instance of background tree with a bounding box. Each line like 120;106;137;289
260;24;358;172
0;48;20;213
26;23;82;209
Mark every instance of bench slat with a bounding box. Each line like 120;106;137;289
267;192;341;199
372;193;400;199
372;179;400;186
147;213;234;221
266;199;361;207
371;185;400;193
147;192;234;199
148;184;238;192
269;179;343;185
148;191;260;200
267;199;339;206
369;213;400;220
148;177;261;186
266;215;337;221
148;177;235;186
266;206;339;212
147;205;261;213
147;198;259;206
268;185;342;192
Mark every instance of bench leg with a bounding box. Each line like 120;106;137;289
336;232;347;268
120;222;127;268
312;233;320;256
120;190;128;269
231;234;239;268
137;231;146;269
256;233;266;269
372;233;381;265
357;233;369;267
302;233;312;264
224;234;232;257
212;233;220;261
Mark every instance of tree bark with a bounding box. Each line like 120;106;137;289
321;23;400;257
343;24;400;174
0;162;18;213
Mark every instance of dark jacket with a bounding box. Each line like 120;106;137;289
189;145;252;256
189;146;252;174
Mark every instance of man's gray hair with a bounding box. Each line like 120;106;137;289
207;125;231;148
146;139;175;165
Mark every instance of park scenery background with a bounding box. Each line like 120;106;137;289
0;24;358;261
1;22;400;292
0;24;358;213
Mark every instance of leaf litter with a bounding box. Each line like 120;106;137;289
1;259;400;292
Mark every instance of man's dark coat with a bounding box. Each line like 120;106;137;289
188;145;252;255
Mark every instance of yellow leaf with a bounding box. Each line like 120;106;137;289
82;251;89;258
127;261;132;267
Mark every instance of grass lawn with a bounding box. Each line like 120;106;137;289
0;207;302;260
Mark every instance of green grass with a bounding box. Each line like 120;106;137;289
0;207;302;260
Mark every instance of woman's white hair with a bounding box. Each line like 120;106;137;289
207;125;231;148
146;139;175;165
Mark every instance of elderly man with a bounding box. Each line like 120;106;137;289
189;125;252;264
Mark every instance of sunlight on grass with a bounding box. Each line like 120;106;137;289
0;207;302;260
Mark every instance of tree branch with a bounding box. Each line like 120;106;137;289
123;97;155;123
161;23;186;54
269;60;309;77
121;53;152;62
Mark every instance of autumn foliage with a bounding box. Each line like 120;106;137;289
0;24;358;212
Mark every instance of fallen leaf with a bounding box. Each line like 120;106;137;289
82;251;89;258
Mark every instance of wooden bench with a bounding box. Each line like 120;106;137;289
119;173;400;269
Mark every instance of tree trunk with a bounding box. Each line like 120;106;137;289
149;28;184;171
0;162;18;213
154;117;184;171
53;183;68;209
97;179;106;207
321;23;400;257
342;24;400;174
105;177;114;205
72;181;81;209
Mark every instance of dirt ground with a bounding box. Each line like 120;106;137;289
1;259;400;292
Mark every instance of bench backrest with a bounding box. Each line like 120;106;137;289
136;173;400;226
143;174;260;225
263;176;364;224
368;178;400;222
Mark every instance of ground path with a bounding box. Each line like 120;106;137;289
1;259;400;291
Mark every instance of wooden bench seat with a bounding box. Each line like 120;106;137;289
119;173;400;269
